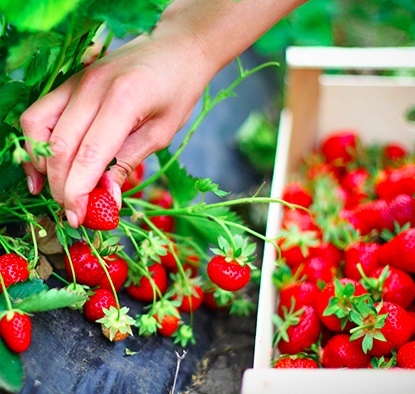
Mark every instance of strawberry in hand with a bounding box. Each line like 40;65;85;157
207;235;256;292
82;187;120;231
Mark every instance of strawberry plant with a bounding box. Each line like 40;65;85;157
0;1;292;392
272;130;415;370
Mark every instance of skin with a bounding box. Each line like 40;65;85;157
20;0;306;228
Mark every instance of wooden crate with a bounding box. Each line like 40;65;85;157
242;46;415;394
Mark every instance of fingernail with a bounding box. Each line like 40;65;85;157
66;210;79;228
27;177;34;194
112;183;122;210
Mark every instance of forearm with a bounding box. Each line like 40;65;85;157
157;0;307;76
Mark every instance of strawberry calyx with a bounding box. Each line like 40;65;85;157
229;295;255;317
172;324;196;347
358;264;390;302
370;351;397;369
349;300;388;354
272;300;304;346
277;223;320;259
210;235;256;267
135;314;159;337
96;306;135;342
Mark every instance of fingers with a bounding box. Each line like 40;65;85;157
20;80;76;175
21;161;46;195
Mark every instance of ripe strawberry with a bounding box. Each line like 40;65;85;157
310;242;343;267
277;223;320;268
121;162;145;198
202;287;232;312
155;308;181;337
281;208;320;232
340;168;369;208
320;130;358;168
322;334;371;368
343;241;380;281
173;285;204;313
378;228;415;273
273;355;318;369
292;254;338;285
375;164;415;201
0;253;29;291
64;241;105;287
148;189;173;209
349;199;388;235
83;288;117;322
384;143;407;162
379;194;415;231
282;181;313;209
315;278;368;332
83;187;119;231
126;263;168;303
396;341;415;369
274;305;321;355
369;266;415;309
207;255;250;292
98;255;128;292
277;281;320;316
0;311;32;353
146;215;175;233
159;242;179;272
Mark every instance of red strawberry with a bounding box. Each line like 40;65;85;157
292;254;338;285
83;187;119;231
384;143;407;162
202;288;232;312
172;285;204;313
380;194;415;231
375;164;415;201
277;224;320;268
315;278;368;332
340;168;370;208
148;189;173;209
64;241;105;287
320;130;358;168
349;199;388;234
0;253;29;291
207;255;251;292
282;181;313;209
322;334;371;368
278;281;320;316
273;355;318;369
146;215;175;233
397;341;415;369
274;305;321;355
98;255;128;292
343;241;380;281
159;242;179;272
378;228;415;273
309;242;343;267
126;263;168;303
0;311;32;353
369;266;415;309
155;308;181;337
281;209;320;232
351;301;414;357
83;288;117;322
121;162;145;198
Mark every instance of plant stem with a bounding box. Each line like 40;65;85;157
98;30;114;60
0;16;7;37
0;273;13;311
39;13;76;98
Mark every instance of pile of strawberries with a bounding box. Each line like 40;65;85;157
273;130;415;369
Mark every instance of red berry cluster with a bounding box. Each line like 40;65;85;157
273;130;415;369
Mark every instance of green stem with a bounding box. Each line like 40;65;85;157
98;30;114;60
0;273;13;311
123;61;279;198
0;16;7;37
39;13;76;98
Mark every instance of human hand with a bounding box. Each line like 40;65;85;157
21;27;210;228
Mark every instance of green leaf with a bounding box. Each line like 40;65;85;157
83;0;167;37
362;333;374;353
0;81;30;120
195;178;229;198
156;148;199;207
0;0;82;32
14;287;88;313
0;279;46;311
0;337;23;393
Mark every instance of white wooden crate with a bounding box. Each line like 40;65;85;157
242;46;415;394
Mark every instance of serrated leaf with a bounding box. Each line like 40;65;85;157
0;279;46;311
14;287;88;313
84;0;167;37
0;337;23;393
0;0;82;32
194;178;229;198
156;148;199;207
